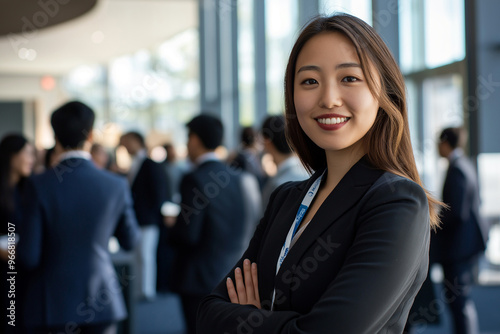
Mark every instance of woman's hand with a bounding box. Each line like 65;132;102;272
226;258;261;309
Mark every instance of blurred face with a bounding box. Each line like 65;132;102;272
119;136;139;156
11;143;35;178
91;147;109;169
438;140;452;158
294;32;380;155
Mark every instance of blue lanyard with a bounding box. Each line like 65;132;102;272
271;171;325;309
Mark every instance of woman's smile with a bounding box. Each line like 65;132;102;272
315;114;351;130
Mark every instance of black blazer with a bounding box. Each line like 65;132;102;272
169;160;247;296
198;158;430;334
131;158;170;226
430;153;488;263
17;158;140;328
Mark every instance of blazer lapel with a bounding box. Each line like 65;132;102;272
273;157;384;308
258;172;321;305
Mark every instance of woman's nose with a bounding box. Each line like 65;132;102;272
319;83;342;109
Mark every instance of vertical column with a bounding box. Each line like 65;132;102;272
199;0;221;114
372;0;400;64
475;0;500;154
253;0;267;126
464;0;479;161
298;0;319;29
198;0;240;149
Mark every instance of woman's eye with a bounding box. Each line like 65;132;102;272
302;79;318;85
342;76;359;83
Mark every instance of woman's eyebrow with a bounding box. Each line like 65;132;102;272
296;65;320;74
297;62;361;74
335;62;361;69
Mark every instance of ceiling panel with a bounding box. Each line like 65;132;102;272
0;0;198;75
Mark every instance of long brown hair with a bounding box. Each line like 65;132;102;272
284;13;441;228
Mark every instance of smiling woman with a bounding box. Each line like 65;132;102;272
197;13;441;334
293;32;379;155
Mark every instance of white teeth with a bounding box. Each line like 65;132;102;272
317;117;349;125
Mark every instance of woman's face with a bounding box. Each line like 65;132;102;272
11;143;35;178
294;32;380;154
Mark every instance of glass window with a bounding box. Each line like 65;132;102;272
238;0;256;126
319;0;372;25
63;27;200;150
63;64;107;121
405;79;423;172
399;0;423;72
478;153;500;219
108;50;155;133
421;74;463;194
399;0;465;73
424;0;465;69
153;28;200;146
478;153;500;270
156;29;200;104
265;0;298;113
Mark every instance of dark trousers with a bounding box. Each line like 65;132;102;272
156;224;175;293
32;322;117;334
180;294;205;334
441;258;480;334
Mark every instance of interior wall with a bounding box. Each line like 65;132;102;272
0;74;68;148
0;101;24;139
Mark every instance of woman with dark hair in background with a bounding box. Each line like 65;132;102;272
0;133;34;244
0;133;35;333
198;13;441;333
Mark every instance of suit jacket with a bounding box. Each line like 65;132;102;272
169;160;247;296
17;158;140;328
198;157;431;333
430;153;488;263
131;158;170;226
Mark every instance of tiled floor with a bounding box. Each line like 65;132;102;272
135;293;185;334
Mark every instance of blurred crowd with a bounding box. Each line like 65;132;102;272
0;101;308;334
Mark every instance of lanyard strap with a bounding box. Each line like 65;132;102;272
271;171;325;309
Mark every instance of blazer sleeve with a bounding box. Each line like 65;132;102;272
197;183;299;331
114;178;141;251
17;178;44;271
168;172;207;247
198;177;430;333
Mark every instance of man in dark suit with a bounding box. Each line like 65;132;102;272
431;127;488;334
17;101;140;334
165;114;246;334
119;132;170;301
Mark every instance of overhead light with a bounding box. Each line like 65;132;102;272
41;75;56;91
18;48;37;61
